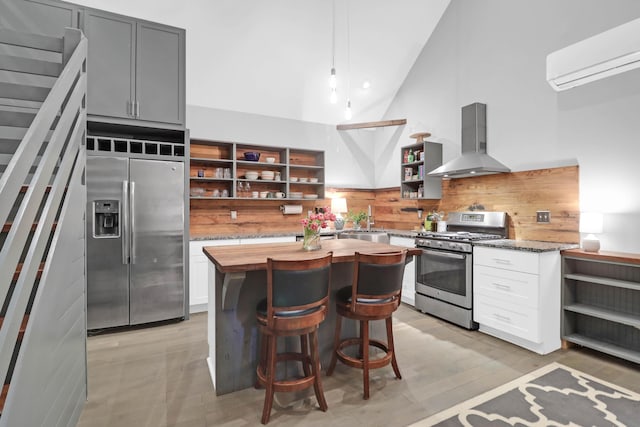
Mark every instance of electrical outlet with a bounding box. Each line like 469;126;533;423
230;210;237;220
536;210;550;223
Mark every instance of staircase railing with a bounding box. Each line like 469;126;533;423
0;27;87;424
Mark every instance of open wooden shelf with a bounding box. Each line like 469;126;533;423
562;250;640;364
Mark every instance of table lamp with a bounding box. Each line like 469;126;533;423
331;197;348;230
579;212;603;252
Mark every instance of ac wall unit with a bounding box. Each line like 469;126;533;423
546;17;640;91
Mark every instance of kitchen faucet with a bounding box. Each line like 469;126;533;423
367;205;374;231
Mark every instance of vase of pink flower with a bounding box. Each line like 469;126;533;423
301;207;336;251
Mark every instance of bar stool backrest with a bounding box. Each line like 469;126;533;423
351;251;407;312
266;252;333;329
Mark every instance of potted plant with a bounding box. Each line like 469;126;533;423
347;210;367;230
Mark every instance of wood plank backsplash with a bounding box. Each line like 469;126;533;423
437;166;580;243
191;166;579;243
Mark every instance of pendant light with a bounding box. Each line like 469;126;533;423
345;99;352;120
329;0;337;103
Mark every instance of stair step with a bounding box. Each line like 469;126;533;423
0;125;28;140
0;81;51;103
13;262;46;282
0;98;44;112
0;53;62;77
0;69;56;90
0;105;59;128
0;109;36;128
0;125;53;141
0;139;21;155
0;28;63;53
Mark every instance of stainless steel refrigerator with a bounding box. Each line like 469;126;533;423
86;156;185;329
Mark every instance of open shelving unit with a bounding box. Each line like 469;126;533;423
561;249;640;364
400;140;442;199
189;139;324;200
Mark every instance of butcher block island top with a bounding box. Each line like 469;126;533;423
203;238;422;273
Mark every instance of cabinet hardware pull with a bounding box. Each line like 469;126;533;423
493;283;511;291
493;258;511;265
493;313;511;323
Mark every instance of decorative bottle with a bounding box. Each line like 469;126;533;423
407;149;415;163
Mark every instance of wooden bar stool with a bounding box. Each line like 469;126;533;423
255;252;333;424
326;250;407;399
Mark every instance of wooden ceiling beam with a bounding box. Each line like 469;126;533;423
336;119;406;131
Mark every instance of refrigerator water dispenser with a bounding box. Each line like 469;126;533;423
93;200;120;238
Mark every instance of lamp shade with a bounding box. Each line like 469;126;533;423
579;212;603;234
331;197;348;214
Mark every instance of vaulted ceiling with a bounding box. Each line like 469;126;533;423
69;0;450;125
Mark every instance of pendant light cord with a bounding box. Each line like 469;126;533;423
332;0;335;70
346;0;350;98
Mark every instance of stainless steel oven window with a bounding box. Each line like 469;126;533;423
415;249;472;308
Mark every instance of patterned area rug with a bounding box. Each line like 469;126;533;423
411;362;640;427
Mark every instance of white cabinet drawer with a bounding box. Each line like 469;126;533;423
474;265;539;309
474;295;540;342
474;247;539;274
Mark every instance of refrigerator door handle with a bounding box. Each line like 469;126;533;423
122;180;129;265
130;181;136;264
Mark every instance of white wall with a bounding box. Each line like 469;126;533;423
187;105;377;189
377;0;640;252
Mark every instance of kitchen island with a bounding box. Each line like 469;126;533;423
203;239;420;395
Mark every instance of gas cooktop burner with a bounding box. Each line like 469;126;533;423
417;231;504;241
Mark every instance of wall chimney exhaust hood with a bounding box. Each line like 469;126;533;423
427;103;510;178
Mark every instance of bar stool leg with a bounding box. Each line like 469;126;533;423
261;334;277;424
386;316;402;379
300;334;311;378
310;328;328;411
255;331;268;389
326;314;342;376
362;319;370;400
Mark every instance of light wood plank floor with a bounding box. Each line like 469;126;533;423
77;305;640;427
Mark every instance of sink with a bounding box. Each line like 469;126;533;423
338;230;390;244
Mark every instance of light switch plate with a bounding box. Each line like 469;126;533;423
230;210;237;220
536;210;550;223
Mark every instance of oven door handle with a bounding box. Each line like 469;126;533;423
421;248;467;260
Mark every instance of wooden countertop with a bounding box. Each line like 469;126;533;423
561;248;640;265
203;239;422;273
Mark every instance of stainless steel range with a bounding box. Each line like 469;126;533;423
414;211;508;329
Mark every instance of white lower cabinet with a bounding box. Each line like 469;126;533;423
473;246;561;354
189;236;296;313
390;236;416;306
189;239;239;313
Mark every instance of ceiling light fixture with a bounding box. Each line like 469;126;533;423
345;99;352;120
330;88;337;104
329;0;337;103
362;80;370;90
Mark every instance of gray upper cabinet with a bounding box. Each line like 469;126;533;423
136;21;185;125
83;8;185;128
0;0;79;37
